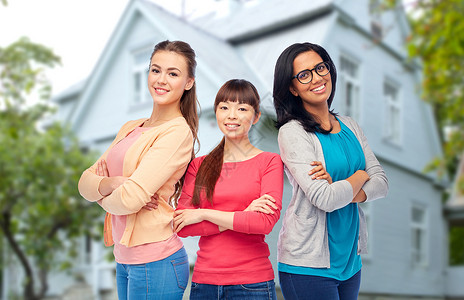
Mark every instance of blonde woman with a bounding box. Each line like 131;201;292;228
78;40;199;300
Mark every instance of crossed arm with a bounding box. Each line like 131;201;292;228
95;160;158;210
300;160;368;203
173;157;342;236
96;159;274;232
173;155;284;236
278;124;371;213
78;123;193;215
173;194;278;233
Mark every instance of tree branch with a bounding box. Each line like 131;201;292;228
0;211;37;299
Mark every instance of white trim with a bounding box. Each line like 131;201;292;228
338;53;362;122
383;77;403;146
410;202;429;268
130;45;153;107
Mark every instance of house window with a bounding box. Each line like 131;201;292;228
411;205;428;267
132;49;152;105
384;80;402;144
339;55;361;121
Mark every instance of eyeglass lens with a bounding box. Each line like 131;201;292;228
297;62;330;84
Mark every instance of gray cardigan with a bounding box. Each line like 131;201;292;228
277;116;388;268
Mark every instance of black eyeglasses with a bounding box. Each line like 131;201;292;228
292;61;331;84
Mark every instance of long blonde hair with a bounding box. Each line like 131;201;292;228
150;40;200;205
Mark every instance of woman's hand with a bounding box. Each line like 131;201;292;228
173;209;205;232
96;160;128;196
244;194;277;214
350;170;370;203
309;161;332;184
346;170;370;200
96;160;110;177
352;189;367;203
143;194;159;211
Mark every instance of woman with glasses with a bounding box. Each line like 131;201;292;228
273;42;388;300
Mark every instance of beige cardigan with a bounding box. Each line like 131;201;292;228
78;117;193;247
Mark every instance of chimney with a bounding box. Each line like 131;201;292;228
216;0;242;18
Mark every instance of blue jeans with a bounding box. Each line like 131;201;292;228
116;247;189;300
279;270;361;300
189;280;277;300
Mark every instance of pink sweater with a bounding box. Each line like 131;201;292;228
177;152;284;285
106;126;182;264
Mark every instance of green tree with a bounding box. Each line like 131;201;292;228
405;0;464;266
0;38;102;299
405;0;464;182
385;0;464;265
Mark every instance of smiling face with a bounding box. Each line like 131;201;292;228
215;100;260;141
290;50;332;113
147;50;194;108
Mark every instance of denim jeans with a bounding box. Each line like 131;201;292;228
189;280;277;300
279;270;361;300
116;247;189;300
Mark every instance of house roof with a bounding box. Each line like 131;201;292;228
139;0;268;89
193;0;333;42
62;0;280;127
136;0;336;115
53;79;86;104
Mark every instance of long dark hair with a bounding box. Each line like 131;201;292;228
273;42;337;133
150;40;200;205
191;79;260;206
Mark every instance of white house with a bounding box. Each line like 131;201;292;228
3;0;463;299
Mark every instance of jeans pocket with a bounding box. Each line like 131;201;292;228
171;258;189;290
240;281;269;291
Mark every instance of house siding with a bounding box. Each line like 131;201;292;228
360;162;446;296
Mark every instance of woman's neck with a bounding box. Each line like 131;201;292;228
314;112;340;133
317;112;334;131
305;106;334;131
223;137;261;162
143;104;182;127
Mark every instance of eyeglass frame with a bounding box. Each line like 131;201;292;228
291;61;331;84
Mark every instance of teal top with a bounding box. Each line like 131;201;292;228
279;118;365;280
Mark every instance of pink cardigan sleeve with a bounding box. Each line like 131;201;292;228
99;124;192;215
176;158;221;237
232;154;284;235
